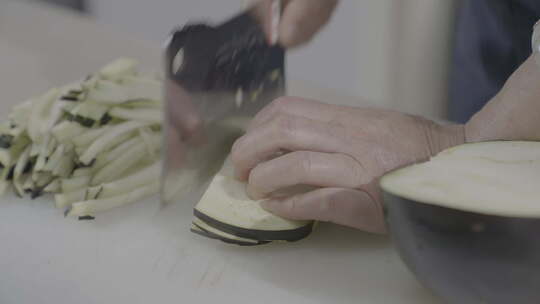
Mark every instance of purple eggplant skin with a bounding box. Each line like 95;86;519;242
193;209;313;242
382;191;540;304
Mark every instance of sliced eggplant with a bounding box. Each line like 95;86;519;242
65;112;95;128
43;144;65;172
69;102;110;125
34;136;56;172
0;58;163;218
35;172;54;189
0;180;10;196
66;180;159;217
27;88;60;142
99;113;113;126
8;99;33;130
72;168;93;177
86;79;161;105
93;161;159;198
90;141;148;185
5;166;15;181
78;121;149;165
93;136;139;171
194;208;313;243
109;107;162;124
71;126;110;148
191;220;269;246
138;127;157;158
61;175;91;193
53;149;75;178
51;121;87;143
13;145;32;196
380;141;540;218
78;215;96;221
44;179;61;193
98;57;138;81
0;134;30;167
55;189;86;209
13;174;28;197
13;145;31;180
119;99;162;109
380;141;540;304
90;133;159;185
0;134;14;149
86;186;103;200
22;175;35;194
192;166;314;244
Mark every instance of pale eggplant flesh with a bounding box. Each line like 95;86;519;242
194;209;314;242
191;221;270;246
383;192;540;304
191;158;314;245
380;141;540;304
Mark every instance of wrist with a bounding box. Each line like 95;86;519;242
433;123;466;154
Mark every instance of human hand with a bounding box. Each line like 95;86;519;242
231;97;465;233
164;78;205;171
253;0;339;48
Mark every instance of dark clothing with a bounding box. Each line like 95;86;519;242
449;0;540;123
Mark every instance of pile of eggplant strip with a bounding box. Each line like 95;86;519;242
0;58;161;219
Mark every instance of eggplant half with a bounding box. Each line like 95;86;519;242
380;141;540;304
192;158;314;245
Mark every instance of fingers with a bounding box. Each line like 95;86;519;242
249;0;276;44
231;114;366;180
164;78;204;143
247;151;369;199
248;96;401;132
164;119;186;171
248;96;353;131
261;187;387;233
278;0;339;47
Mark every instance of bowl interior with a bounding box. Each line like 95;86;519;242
383;191;540;304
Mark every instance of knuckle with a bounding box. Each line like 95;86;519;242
285;195;301;216
247;163;264;187
297;151;314;177
341;155;367;188
319;190;341;222
269;97;291;113
271;114;297;138
230;138;245;166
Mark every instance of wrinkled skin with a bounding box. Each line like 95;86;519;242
231;53;540;233
254;0;339;48
167;1;540;233
231;98;465;233
465;56;540;143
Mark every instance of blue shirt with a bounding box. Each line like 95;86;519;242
449;0;540;123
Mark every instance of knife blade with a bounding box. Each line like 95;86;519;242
162;0;285;206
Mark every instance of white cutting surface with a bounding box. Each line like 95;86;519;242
0;1;440;303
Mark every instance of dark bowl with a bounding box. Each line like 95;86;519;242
383;191;540;304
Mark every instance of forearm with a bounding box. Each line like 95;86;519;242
465;53;540;142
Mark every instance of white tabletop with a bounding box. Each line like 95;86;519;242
0;1;440;303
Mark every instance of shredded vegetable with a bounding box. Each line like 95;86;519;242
0;58;163;218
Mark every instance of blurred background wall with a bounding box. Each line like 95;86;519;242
41;0;85;10
39;0;458;119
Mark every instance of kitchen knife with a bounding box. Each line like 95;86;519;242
162;0;285;206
